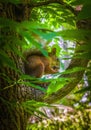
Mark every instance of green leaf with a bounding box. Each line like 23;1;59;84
22;100;49;115
20;21;48;30
22;100;49;108
20;74;37;80
58;29;91;41
20;31;48;56
47;77;72;95
19;81;46;92
32;29;57;41
61;67;86;75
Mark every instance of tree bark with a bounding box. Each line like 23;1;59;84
0;3;33;130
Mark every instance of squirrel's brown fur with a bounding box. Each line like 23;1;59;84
24;48;60;78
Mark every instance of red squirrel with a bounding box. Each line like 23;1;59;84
24;48;60;78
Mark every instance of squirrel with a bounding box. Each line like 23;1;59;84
24;48;60;78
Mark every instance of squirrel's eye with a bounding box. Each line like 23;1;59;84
53;66;56;69
56;58;59;61
53;66;59;70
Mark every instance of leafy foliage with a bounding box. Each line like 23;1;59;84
22;100;49;116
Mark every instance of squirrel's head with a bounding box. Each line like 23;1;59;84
49;48;60;72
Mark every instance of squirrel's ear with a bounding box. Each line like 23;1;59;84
48;47;56;56
51;47;56;54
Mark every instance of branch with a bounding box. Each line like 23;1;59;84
44;57;88;103
29;0;76;15
43;17;91;104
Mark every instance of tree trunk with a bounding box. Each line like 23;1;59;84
0;3;33;130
